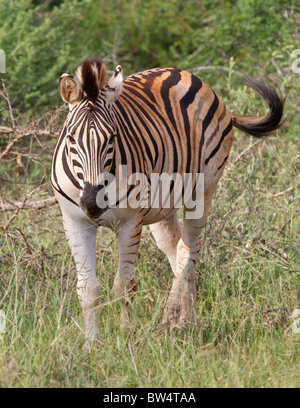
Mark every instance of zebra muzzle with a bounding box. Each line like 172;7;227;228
79;183;107;220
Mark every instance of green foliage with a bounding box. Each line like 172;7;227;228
0;134;299;387
0;0;84;109
0;0;299;388
0;0;299;120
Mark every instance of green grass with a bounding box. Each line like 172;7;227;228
1;0;299;388
0;130;299;388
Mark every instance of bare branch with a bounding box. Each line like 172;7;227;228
234;139;263;162
1;79;16;129
0;196;57;212
0;126;59;161
0;81;64;163
0;126;59;138
0;131;30;161
256;186;295;198
0;83;64;225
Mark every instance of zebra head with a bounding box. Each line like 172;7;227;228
59;58;123;219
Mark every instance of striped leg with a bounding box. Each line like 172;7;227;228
114;216;143;326
149;213;183;328
165;189;216;329
62;211;99;341
177;210;205;326
149;213;182;274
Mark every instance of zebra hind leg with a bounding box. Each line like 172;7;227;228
165;234;199;329
149;213;182;326
165;191;215;329
149;213;182;275
149;211;203;329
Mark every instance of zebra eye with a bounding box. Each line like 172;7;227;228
67;134;76;144
110;132;117;142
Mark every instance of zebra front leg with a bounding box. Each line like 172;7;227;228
62;211;100;341
113;217;143;326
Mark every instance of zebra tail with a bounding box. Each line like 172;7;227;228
231;77;285;138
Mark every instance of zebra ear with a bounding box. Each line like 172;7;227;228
104;65;123;105
59;74;83;106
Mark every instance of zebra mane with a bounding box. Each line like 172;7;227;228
76;58;107;103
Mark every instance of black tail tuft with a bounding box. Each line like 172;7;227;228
232;77;285;138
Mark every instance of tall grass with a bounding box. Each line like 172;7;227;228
1;130;299;387
0;71;299;388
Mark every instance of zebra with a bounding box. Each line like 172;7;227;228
51;58;284;342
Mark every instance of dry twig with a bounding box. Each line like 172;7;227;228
0;81;63;221
0;196;57;212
